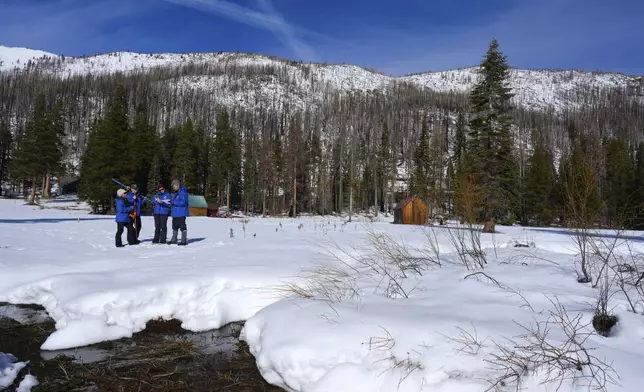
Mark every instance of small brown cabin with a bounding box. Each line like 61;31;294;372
393;195;429;225
188;195;208;217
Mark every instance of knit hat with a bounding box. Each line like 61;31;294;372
130;184;138;191
116;188;126;197
171;179;180;187
157;184;165;191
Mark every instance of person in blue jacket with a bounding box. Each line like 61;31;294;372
152;183;172;244
115;188;137;247
168;179;189;246
126;184;144;243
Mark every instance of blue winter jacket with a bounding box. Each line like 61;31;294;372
126;192;143;215
115;197;133;223
153;191;171;215
170;185;190;218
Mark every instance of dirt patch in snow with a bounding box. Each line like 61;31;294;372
0;303;283;392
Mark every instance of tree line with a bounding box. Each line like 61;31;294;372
2;40;644;229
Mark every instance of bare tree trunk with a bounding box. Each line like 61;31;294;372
374;167;378;217
29;179;37;204
349;133;354;222
292;158;297;218
226;177;231;215
44;173;51;199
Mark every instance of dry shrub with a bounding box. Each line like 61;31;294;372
484;298;619;392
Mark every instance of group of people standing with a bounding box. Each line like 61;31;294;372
114;179;189;247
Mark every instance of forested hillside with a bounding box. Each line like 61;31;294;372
1;42;643;226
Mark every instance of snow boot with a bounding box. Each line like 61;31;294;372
178;229;188;246
168;230;178;245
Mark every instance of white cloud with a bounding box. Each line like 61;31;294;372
164;0;317;60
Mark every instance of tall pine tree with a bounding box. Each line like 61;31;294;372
129;103;157;195
524;134;555;225
171;118;198;190
212;110;241;212
633;142;644;229
561;141;601;228
0;118;13;195
410;118;431;201
11;94;52;204
79;86;131;212
602;137;636;227
466;39;518;229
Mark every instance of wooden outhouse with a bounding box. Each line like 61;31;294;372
188;194;208;216
393;195;429;225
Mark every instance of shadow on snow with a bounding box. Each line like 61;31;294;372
138;238;206;244
0;217;112;224
528;227;644;242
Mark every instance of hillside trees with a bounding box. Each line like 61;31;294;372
2;47;644;223
11;93;65;204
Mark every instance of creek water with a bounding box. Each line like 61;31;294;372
0;303;282;392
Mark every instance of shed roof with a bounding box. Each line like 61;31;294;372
188;194;208;208
393;194;425;210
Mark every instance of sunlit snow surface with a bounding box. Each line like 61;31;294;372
1;198;643;391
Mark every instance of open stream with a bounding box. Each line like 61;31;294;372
0;303;283;392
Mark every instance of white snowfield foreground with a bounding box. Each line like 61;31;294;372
1;198;644;392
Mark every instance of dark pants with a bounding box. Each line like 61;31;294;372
170;216;187;244
172;216;187;231
153;214;169;243
133;215;142;239
116;221;136;247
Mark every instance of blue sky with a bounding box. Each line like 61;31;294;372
1;0;643;76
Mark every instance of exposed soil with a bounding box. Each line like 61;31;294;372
0;303;284;392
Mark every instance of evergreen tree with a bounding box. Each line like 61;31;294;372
524;135;555;225
633;142;644;229
377;120;392;214
561;143;601;228
287;115;304;216
129;103;157;195
272;129;284;213
603;137;636;227
428;127;444;214
11;94;49;204
550;157;567;224
38;99;66;198
242;128;260;213
160;125;179;189
212;110;241;212
0;119;13;194
410;118;431;201
171;118;198;190
79;86;131;212
453;110;467;169
309;130;322;213
466;39;518;228
195;123;211;196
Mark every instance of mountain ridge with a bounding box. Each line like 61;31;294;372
1;44;643;113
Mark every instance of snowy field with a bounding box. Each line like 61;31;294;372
1;198;644;391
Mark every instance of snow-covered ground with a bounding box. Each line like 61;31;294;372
1;198;644;391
